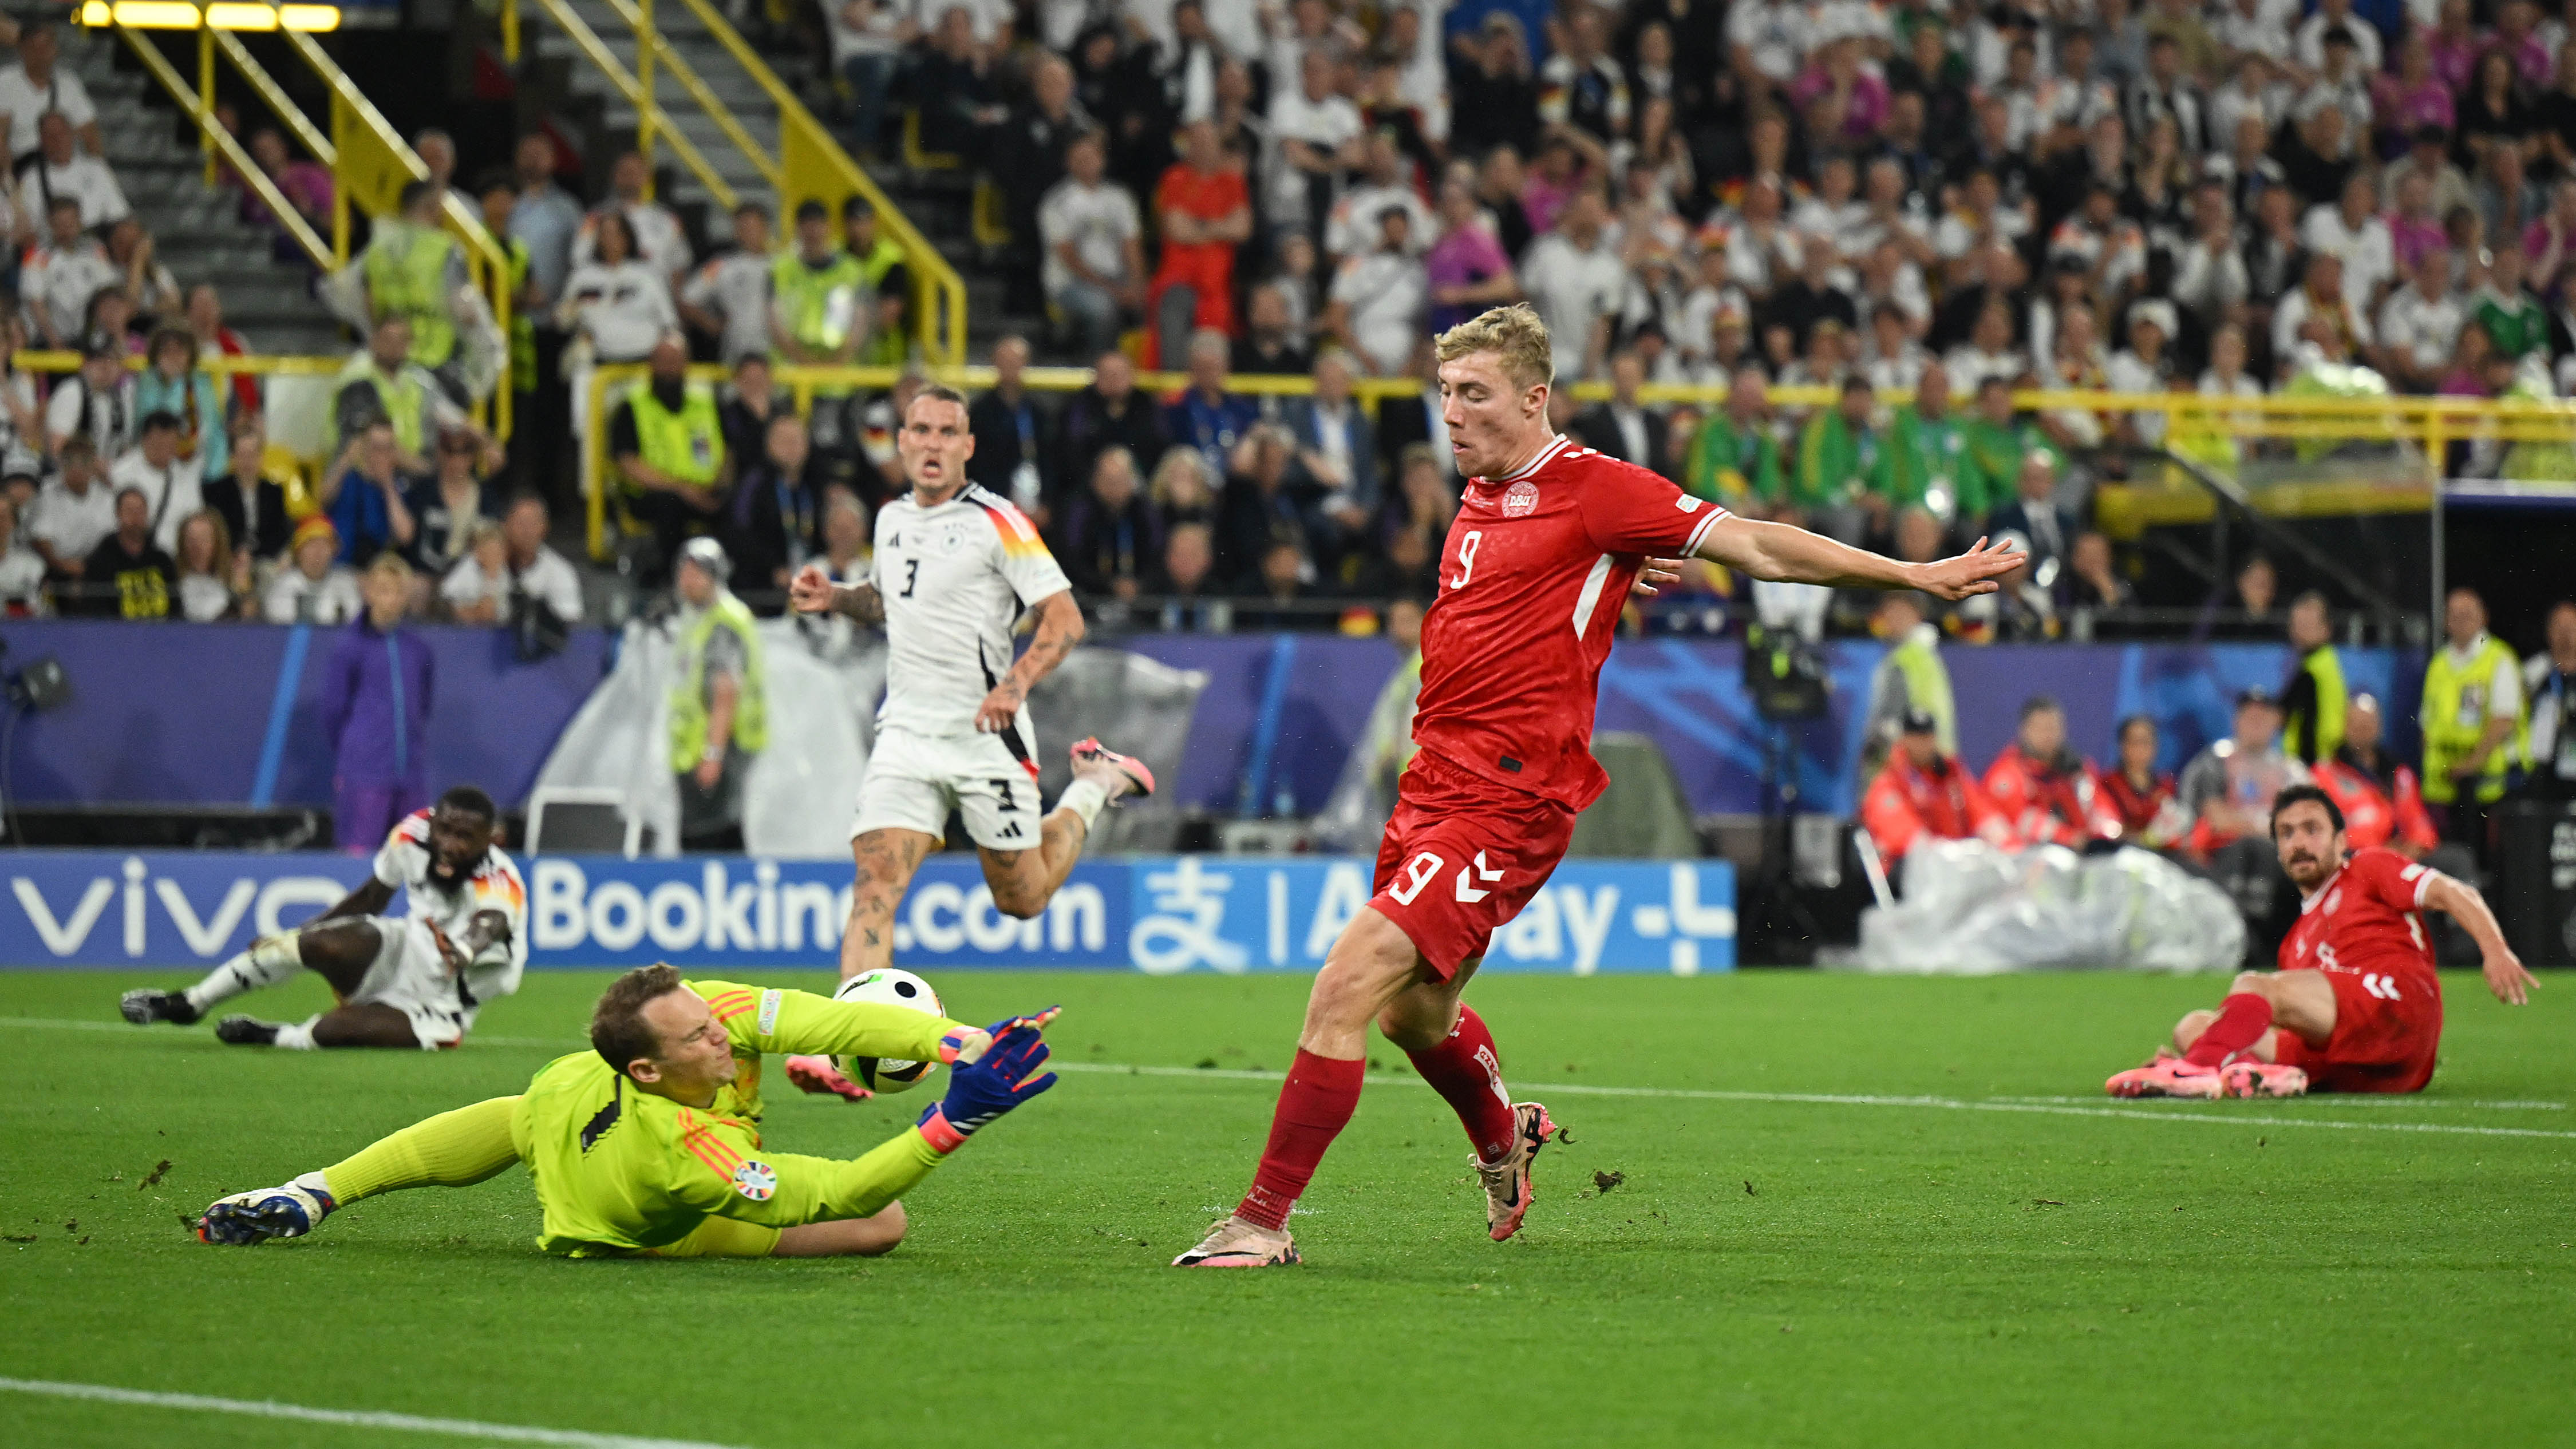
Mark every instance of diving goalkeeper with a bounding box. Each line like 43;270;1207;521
193;965;1059;1258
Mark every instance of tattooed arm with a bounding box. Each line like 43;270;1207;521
787;563;886;624
974;590;1085;733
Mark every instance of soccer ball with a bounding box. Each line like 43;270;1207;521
834;969;945;1094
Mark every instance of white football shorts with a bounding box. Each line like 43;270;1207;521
850;724;1046;852
348;916;475;1050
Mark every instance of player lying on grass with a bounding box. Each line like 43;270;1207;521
780;382;1153;1101
195;965;1060;1257
1174;303;2022;1268
2107;783;2534;1099
120;786;527;1050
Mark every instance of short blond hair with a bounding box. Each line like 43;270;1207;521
365;552;414;584
1435;303;1554;390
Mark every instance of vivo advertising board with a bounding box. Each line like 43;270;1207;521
1;852;1734;975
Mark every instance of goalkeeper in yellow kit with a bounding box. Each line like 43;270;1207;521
192;965;1060;1258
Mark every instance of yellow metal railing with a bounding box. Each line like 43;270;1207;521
113;21;517;437
114;25;333;269
499;0;969;364
575;368;2576;560
517;0;737;209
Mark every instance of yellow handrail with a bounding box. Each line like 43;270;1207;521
594;0;779;188
661;0;969;365
114;26;333;270
516;0;738;211
273;30;516;439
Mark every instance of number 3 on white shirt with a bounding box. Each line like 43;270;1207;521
1450;530;1481;590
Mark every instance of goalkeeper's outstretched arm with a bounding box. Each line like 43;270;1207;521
700;1012;1064;1232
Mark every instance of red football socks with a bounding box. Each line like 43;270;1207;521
1237;1050;1365;1231
2184;991;2275;1067
1405;1005;1520;1164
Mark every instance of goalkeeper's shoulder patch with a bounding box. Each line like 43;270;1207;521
729;1160;778;1202
757;989;783;1036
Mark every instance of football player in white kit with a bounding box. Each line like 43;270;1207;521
783;383;1154;1099
120;786;528;1050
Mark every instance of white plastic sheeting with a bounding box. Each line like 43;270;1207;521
531;616;1202;860
1850;839;2246;974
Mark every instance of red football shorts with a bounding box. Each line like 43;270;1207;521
2270;967;2443;1094
1368;750;1577;980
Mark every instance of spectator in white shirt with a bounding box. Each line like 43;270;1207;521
2170;180;2252;327
1039;130;1145;361
831;0;919;156
18;110;126;231
1519;185;1626;383
0;22;100;161
2304;172;2397;311
1325;132;1435;262
2374;245;2464;391
440;492;584;624
558;210;679;437
572;151;692;287
264;516;364;624
2104;300;2177;446
19;194;115;349
1326;204;1429;377
108;410;204;555
677;202;776;365
27;435;114;583
1728;0;1811;89
1268;49;1364;237
46;335;136;461
2295;0;2383;76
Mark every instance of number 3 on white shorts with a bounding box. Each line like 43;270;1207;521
1449;531;1481;589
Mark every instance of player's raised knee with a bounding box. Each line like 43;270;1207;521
987;878;1048;920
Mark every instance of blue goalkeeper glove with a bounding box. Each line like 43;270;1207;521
917;1009;1060;1153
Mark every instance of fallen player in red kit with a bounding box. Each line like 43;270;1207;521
2107;784;2535;1098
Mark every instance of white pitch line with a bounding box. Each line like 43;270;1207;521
11;1016;2573;1140
0;1377;753;1449
1048;1062;2576;1139
1988;1093;2567;1111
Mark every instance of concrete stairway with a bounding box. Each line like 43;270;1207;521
67;30;348;358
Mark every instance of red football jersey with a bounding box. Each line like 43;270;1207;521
1412;436;1729;810
2278;846;2442;987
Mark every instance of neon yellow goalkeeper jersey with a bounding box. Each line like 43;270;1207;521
508;979;966;1256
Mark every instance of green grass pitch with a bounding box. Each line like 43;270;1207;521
3;967;2573;1449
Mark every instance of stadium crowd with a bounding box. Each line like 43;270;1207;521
5;0;2571;642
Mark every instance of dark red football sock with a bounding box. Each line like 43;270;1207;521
2184;992;2274;1067
1404;1005;1520;1163
1237;1050;1365;1231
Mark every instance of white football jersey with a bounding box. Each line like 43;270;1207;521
370;809;531;1007
871;483;1072;742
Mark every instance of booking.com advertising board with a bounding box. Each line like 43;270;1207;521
0;852;1735;976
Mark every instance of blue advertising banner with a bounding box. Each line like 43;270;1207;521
0;852;1733;976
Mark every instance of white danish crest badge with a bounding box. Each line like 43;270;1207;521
1502;481;1539;517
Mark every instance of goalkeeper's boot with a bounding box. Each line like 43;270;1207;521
215;1016;281;1047
1476;1102;1559;1242
1070;737;1155;801
120;988;200;1026
2221;1059;2309;1099
1172;1215;1299;1268
783;1054;874;1101
197;1182;335;1245
2104;1056;2226;1099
